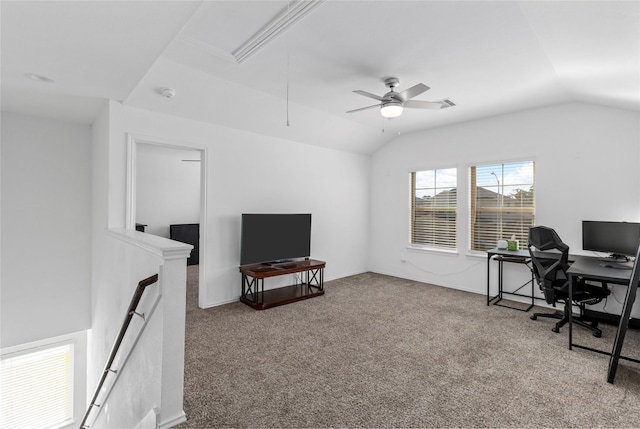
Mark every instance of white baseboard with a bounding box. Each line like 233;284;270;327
369;268;483;295
157;410;186;429
325;270;369;281
135;408;159;429
200;296;239;309
370;269;556;310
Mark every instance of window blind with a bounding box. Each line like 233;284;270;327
410;168;457;249
470;161;535;251
1;342;74;429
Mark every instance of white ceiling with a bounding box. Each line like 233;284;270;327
2;1;638;154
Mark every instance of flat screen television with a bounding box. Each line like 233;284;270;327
240;213;311;265
582;220;640;260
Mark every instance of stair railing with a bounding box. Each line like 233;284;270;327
80;273;159;429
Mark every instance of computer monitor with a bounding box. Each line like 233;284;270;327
582;221;640;260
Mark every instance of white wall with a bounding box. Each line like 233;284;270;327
370;102;640;314
85;100;371;427
89;102;192;428
113;103;371;308
1;112;92;348
88;230;191;429
136;144;200;238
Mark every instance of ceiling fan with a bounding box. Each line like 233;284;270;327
347;77;455;118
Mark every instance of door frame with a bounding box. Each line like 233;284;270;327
126;133;208;308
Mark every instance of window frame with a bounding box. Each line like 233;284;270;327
409;167;458;252
468;159;536;253
1;332;85;429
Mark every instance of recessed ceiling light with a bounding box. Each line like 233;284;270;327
24;73;54;83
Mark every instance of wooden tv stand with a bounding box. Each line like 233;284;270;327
239;259;325;310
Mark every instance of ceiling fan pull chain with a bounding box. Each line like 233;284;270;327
286;0;291;127
286;54;290;127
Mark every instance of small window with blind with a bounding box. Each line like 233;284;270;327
410;168;457;250
1;341;74;429
470;161;535;251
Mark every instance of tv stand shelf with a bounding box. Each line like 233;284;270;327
239;260;325;310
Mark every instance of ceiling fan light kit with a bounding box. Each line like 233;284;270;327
380;102;403;118
347;77;454;118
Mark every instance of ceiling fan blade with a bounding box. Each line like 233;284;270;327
405;98;455;109
439;99;456;108
353;90;386;101
346;104;382;113
397;83;430;102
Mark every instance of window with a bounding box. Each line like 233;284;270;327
1;342;74;429
410;168;457;249
470;161;535;251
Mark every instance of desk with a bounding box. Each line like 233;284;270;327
486;248;535;311
566;256;639;382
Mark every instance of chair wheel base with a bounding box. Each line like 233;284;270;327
530;315;537;320
552;326;560;333
593;331;602;338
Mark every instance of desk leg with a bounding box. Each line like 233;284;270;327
568;273;574;350
607;276;639;383
487;254;491;306
498;260;503;301
530;267;534;309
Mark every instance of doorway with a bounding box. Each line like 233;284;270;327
126;135;207;308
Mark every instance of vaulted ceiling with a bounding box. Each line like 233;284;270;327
2;1;638;154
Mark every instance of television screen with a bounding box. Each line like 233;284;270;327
582;221;640;258
240;214;311;265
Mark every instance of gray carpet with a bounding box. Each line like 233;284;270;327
178;267;640;428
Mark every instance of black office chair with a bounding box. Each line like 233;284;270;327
527;226;610;337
